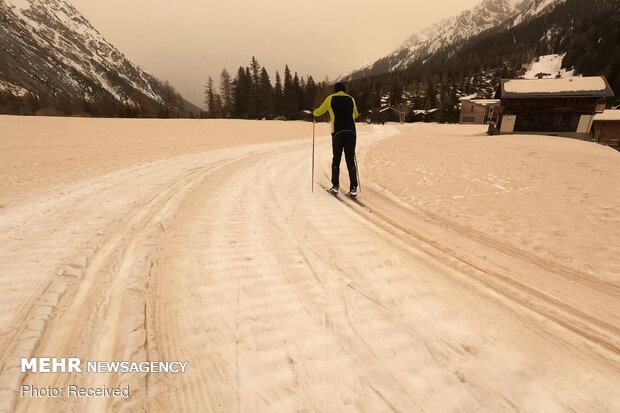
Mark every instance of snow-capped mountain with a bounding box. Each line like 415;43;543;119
510;0;566;25
342;0;550;80
0;0;198;115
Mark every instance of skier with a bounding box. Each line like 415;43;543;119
313;82;360;197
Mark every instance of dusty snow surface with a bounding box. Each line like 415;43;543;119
503;76;608;94
523;53;576;79
0;117;619;412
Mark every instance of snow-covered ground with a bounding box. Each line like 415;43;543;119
523;53;576;79
365;123;619;274
0;117;618;412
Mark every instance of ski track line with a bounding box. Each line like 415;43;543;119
5;164;212;410
0;141;302;412
351;129;620;360
401;195;619;297
0;160;166;356
350;187;620;359
0;160;179;405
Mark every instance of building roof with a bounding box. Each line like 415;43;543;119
460;94;477;101
498;76;615;98
593;110;620;122
470;99;501;105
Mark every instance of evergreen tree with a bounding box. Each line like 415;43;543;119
292;73;301;117
219;68;233;118
274;71;283;116
212;93;223;118
233;66;250;118
249;57;261;118
304;76;318;110
259;67;274;119
283;65;297;119
204;76;216;118
297;76;306;111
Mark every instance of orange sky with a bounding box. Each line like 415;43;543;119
70;0;480;106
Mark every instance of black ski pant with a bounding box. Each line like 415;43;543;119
331;130;357;189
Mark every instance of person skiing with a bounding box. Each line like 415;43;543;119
313;82;360;197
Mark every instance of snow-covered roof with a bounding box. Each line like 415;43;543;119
472;99;500;105
459;94;477;101
499;76;614;98
593;110;620;122
460;98;500;105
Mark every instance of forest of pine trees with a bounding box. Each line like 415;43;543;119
203;57;328;120
201;55;476;124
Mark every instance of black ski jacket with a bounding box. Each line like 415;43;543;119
313;91;359;134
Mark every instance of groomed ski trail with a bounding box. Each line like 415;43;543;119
0;124;618;412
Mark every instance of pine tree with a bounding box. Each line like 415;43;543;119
297;76;306;111
304;76;318;110
283;65;297;119
274;71;283;116
219;68;233;118
204;77;216;118
259;67;274;119
292;73;301;118
249;57;261;119
212;94;223;118
233;66;250;118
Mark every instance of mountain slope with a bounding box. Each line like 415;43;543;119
342;0;536;81
344;0;619;124
443;0;620;89
0;0;199;116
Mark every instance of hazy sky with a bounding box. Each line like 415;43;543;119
70;0;480;106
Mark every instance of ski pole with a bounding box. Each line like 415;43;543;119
354;153;361;193
312;110;315;193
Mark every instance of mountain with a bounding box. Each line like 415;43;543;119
342;0;541;81
343;0;619;123
0;0;200;117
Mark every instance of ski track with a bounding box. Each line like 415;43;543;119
0;126;619;412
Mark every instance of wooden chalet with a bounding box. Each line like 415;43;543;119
591;110;620;150
459;97;500;124
489;76;615;138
